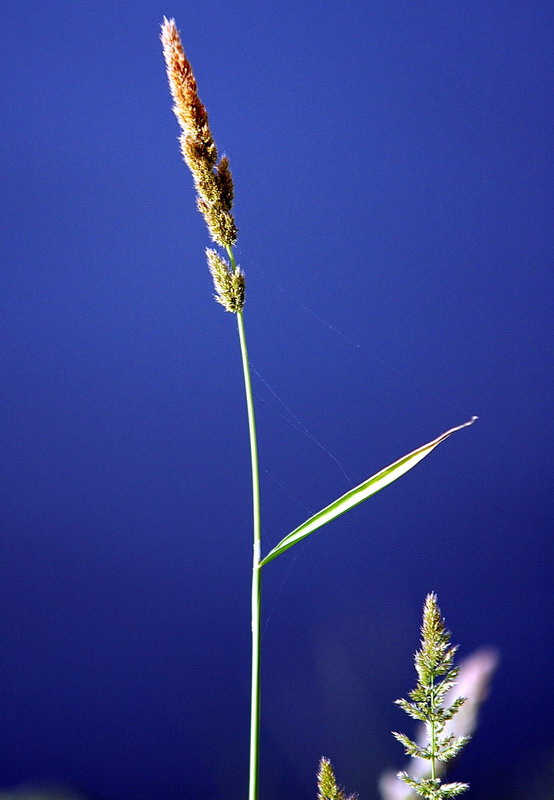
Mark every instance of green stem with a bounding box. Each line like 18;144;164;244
429;680;437;791
229;248;262;800
430;717;436;782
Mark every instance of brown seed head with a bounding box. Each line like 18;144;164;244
161;17;237;248
160;18;210;139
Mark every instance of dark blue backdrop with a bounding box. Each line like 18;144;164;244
2;2;553;799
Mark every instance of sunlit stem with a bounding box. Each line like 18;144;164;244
228;246;262;800
430;677;437;790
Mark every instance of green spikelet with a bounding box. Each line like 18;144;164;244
317;757;357;800
206;248;245;312
392;593;470;799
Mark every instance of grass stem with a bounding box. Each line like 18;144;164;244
231;247;262;800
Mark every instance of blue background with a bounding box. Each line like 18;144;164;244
2;2;553;799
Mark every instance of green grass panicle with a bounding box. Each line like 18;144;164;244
393;594;470;799
317;758;358;800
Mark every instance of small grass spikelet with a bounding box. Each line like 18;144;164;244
206;248;245;312
160;17;238;249
317;757;357;800
392;593;470;799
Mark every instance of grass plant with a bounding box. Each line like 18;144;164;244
160;18;476;799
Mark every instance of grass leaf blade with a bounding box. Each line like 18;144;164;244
259;417;476;567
